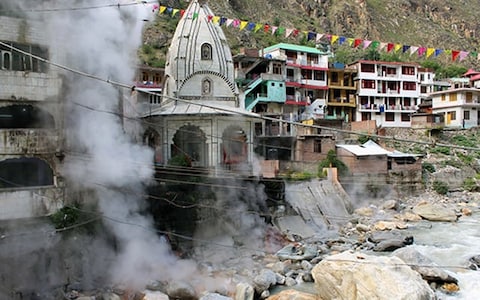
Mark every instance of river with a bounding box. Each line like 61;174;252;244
406;214;480;299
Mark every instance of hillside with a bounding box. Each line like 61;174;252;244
141;0;480;72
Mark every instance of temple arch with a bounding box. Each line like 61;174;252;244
0;157;54;188
171;124;207;167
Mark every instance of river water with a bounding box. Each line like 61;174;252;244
405;214;480;299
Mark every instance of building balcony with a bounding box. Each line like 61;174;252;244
0;129;59;155
358;104;418;112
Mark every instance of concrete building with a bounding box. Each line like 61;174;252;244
351;60;421;128
429;87;480;128
0;15;65;220
138;0;258;175
326;63;357;122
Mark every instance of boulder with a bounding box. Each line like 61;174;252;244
468;254;480;270
393;247;458;285
253;269;277;294
275;244;317;261
166;281;197;300
311;251;435;299
266;289;319;300
235;282;254;300
200;292;233;300
412;203;457;222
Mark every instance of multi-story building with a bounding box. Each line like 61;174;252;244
430;86;480;128
351;60;421;128
0;15;65;220
0;16;64;220
326;63;357;122
234;43;336;166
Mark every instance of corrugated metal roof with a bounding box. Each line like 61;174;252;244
337;140;421;158
142;100;259;118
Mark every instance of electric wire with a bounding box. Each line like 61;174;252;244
0;1;158;14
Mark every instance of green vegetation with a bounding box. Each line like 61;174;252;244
49;204;98;234
422;162;436;173
432;180;449;195
284;170;315;181
318;150;348;176
430;146;451;155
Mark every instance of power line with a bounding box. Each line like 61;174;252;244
0;1;158;14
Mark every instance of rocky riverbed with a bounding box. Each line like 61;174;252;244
60;189;480;300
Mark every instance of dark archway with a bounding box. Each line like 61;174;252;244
0;104;55;129
0;157;54;188
221;125;247;166
143;127;162;164
171;124;207;167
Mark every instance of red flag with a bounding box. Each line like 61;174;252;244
180;9;185;17
264;24;270;33
292;29;299;37
452;50;460;61
354;39;362;48
207;15;213;22
387;43;394;52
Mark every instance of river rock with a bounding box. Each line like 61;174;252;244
393;247;458;284
372;237;412;252
412;203;457;222
275;244;317;261
311;251;435;299
200;292;233;300
266;289;318;300
235;282;254;300
253;269;277;293
166;281;197;300
467;255;480;270
143;291;169;300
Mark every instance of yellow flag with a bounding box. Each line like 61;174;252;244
426;48;435;58
159;6;166;14
240;21;248;30
394;44;402;52
331;35;339;45
212;16;220;24
172;9;179;17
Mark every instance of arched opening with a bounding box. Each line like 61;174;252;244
171;124;207;167
222;125;248;167
201;77;212;96
0;104;55;129
143;128;162;165
201;43;212;60
0;157;54;188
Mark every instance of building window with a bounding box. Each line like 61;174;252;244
464;110;470;120
201;43;212;60
314;70;325;81
403;81;416;90
386;67;396;75
272;62;282;75
314;140;322;153
385;112;395;122
360;63;375;73
142;72;149;82
202;78;212;95
466;92;473;103
149;93;161;104
361;79;375;89
449;93;457;101
331;72;339;83
402;66;415;75
153;73;161;83
441;94;446;101
401;113;410;122
0;42;48;73
448;111;456;121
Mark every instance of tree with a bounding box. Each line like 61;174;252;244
318;150;348;176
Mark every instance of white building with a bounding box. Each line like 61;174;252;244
351;60;421;128
430;88;480;128
138;0;258;175
0;16;65;220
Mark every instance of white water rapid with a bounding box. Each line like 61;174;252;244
406;214;480;299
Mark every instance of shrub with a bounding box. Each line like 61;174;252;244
430;146;450;155
422;162;436;173
432;180;449;195
463;178;478;192
318;150;348;176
